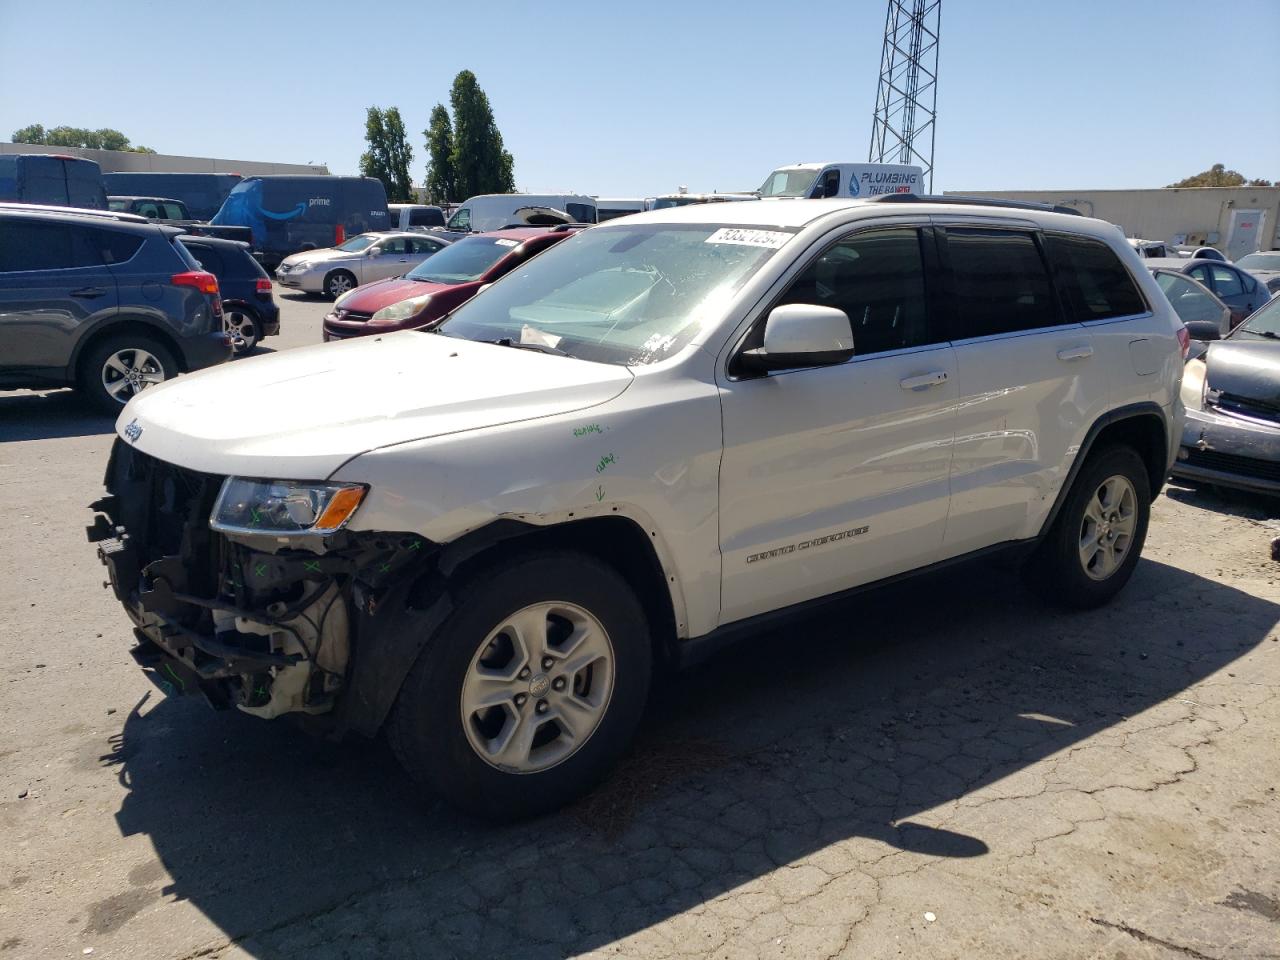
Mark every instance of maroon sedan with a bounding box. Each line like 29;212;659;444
322;227;576;341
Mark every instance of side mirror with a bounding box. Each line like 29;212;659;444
1185;320;1222;342
366;247;382;257
739;304;854;374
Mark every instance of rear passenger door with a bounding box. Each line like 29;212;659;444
0;219;119;373
936;223;1112;555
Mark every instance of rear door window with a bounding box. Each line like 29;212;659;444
91;228;144;265
942;228;1062;338
184;243;225;274
0;220;104;271
1211;265;1244;299
409;207;443;227
1045;233;1146;321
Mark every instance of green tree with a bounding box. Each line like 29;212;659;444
1169;164;1247;188
423;104;456;204
11;123;46;144
447;70;515;199
359;106;415;202
11;123;153;152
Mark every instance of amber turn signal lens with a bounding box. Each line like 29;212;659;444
314;486;367;530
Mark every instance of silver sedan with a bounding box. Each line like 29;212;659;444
276;232;452;299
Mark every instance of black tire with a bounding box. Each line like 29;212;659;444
388;551;652;821
1026;445;1151;609
223;306;260;355
324;270;356;300
78;332;179;414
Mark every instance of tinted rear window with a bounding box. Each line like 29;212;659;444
0;220;103;271
944;228;1060;338
183;243;225;275
93;228;144;265
1045;233;1146;322
408;207;444;227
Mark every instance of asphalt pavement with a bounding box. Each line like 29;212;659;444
1;285;1277;960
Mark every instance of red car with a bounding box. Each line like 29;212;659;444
322;227;576;341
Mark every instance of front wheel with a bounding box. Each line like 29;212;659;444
389;552;652;821
1027;445;1151;609
324;270;356;300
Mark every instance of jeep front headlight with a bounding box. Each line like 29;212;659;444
210;478;367;535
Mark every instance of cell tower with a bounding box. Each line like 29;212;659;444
868;0;942;192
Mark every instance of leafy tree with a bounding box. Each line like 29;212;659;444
423;104;456;204
447;70;515;199
1169;164;1248;188
11;123;153;153
359;106;414;202
11;123;45;144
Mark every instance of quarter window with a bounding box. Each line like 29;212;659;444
775;228;932;356
1045;233;1146;322
943;228;1060;337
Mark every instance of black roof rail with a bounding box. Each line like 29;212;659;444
870;194;1083;216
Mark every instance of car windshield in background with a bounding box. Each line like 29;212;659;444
407;236;513;284
757;169;816;198
1235;295;1280;339
336;234;378;253
1237;252;1280;272
435;224;790;366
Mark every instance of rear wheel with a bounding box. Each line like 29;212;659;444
223;307;260;355
1027;446;1151;609
324;270;356;300
79;333;178;413
389;552;652;821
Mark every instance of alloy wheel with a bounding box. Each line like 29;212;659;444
101;348;166;404
224;311;258;354
1078;474;1137;581
327;273;354;297
459;601;615;774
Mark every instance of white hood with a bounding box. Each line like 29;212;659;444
117;332;633;478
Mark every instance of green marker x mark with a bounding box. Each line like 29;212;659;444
304;560;322;573
249;508;262;525
408;541;422;551
378;562;392;573
254;563;268;577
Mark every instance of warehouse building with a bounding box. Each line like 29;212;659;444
0;141;327;177
945;186;1280;258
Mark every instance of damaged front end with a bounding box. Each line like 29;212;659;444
88;440;441;732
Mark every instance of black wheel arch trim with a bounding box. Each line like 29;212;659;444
67;313;190;379
1035;401;1169;539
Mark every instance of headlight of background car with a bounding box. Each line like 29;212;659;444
371;294;432;325
210;478;367;535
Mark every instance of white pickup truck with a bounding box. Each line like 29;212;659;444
91;195;1183;820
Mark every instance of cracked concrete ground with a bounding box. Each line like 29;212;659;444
2;291;1279;959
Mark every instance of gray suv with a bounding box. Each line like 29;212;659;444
0;205;230;411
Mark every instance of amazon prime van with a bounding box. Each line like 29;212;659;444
446;194;596;232
757;162;923;200
210;176;389;267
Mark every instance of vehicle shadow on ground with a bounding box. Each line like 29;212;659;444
106;556;1276;958
0;390;115;442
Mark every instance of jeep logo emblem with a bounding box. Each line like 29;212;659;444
123;418;143;444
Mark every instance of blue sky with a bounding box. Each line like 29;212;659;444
1;0;1276;196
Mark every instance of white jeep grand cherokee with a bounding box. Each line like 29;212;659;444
90;196;1186;819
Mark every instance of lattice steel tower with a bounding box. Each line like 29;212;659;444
868;0;942;192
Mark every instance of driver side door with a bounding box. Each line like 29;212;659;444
716;223;958;625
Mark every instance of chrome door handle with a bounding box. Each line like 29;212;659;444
1057;346;1093;361
899;371;949;390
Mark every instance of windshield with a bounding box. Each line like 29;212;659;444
757;168;817;198
407;236;514;283
1236;295;1280;338
435;223;790;365
1238;253;1280;271
336;234;378;252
